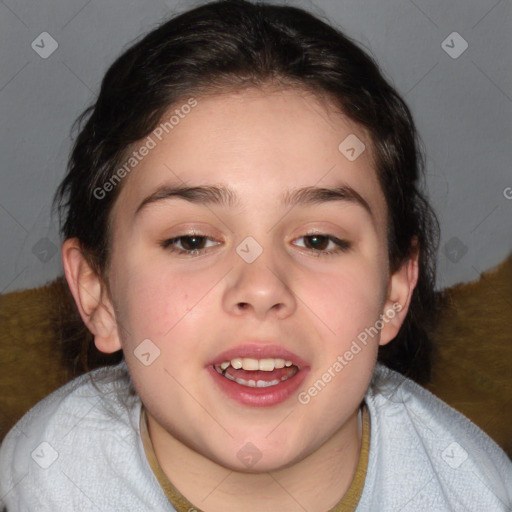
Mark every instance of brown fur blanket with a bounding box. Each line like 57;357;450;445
428;254;512;455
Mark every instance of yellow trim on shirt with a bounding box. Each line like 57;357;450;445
140;404;370;512
329;404;370;512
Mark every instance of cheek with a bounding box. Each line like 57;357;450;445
309;260;386;340
298;262;385;420
112;255;220;343
126;276;186;338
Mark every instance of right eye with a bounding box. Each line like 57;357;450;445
160;234;221;256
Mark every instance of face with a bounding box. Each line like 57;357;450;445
99;87;401;472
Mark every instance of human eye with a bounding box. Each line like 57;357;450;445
159;232;221;256
292;232;351;257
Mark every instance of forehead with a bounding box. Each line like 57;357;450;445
111;87;387;232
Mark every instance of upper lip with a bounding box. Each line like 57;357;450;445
207;342;309;369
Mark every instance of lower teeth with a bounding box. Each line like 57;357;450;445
216;368;291;388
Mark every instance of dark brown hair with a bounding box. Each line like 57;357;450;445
53;0;440;384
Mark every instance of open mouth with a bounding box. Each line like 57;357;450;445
214;357;300;388
207;346;309;407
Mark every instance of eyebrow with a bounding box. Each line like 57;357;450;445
134;183;374;219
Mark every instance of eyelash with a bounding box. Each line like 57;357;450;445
159;232;351;258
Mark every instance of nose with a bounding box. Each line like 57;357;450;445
223;245;297;321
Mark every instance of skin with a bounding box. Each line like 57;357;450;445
63;86;418;512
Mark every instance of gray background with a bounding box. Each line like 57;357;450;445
0;0;511;294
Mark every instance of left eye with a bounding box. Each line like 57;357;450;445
292;234;351;255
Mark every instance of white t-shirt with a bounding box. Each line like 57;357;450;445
0;361;511;511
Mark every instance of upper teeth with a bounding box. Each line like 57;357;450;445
218;358;294;372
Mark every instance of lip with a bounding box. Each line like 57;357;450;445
207;343;310;369
207;364;310;407
206;342;310;407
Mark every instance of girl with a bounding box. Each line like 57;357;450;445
1;1;511;510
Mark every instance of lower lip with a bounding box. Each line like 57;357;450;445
207;365;310;407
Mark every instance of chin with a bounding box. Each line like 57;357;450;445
205;438;306;474
218;454;297;474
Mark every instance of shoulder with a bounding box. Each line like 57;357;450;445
0;361;170;510
359;364;512;512
0;361;137;460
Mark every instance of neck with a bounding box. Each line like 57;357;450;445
145;406;364;512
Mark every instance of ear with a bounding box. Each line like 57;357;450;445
379;239;420;346
61;238;122;353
